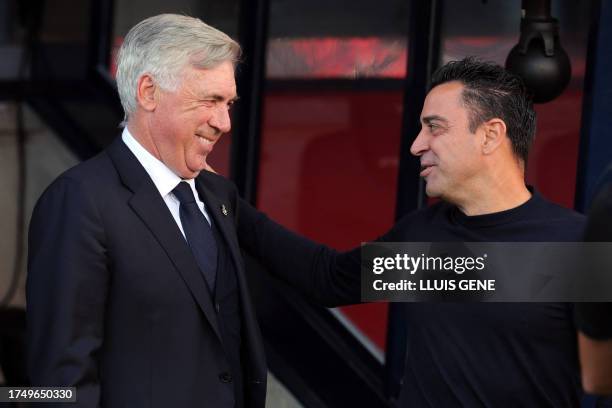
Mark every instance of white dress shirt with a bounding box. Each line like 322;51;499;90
122;127;212;239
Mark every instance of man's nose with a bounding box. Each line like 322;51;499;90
210;106;231;134
410;129;429;157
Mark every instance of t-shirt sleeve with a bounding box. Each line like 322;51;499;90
574;303;612;340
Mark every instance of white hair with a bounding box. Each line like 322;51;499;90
115;14;241;125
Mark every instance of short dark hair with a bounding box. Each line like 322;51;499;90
430;57;536;163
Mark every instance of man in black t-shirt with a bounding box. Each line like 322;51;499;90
237;58;599;406
576;179;612;396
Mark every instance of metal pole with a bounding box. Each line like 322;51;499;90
231;0;269;204
386;0;442;402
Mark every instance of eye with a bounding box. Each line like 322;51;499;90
428;122;445;134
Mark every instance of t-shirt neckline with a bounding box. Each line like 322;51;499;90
451;187;540;228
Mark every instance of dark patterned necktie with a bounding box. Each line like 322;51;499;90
172;181;218;292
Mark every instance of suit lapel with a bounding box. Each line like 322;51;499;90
195;179;243;272
107;138;223;342
195;176;268;384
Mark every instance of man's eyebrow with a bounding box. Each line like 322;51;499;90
421;115;449;125
202;93;240;103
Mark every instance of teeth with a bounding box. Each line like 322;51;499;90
196;135;213;144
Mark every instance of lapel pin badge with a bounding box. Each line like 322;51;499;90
221;204;229;216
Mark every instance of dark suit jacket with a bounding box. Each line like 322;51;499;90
26;138;267;408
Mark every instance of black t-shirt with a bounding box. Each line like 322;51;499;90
376;192;586;407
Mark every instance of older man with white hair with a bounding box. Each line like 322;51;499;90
27;14;266;408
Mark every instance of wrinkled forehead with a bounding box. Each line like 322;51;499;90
181;60;236;80
179;62;237;98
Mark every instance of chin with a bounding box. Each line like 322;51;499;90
425;184;442;198
179;166;200;179
185;160;206;176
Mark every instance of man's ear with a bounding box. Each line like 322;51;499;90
481;118;506;155
136;73;158;112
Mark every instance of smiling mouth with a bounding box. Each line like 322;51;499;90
420;164;435;177
195;134;216;145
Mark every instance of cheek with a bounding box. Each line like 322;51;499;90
430;149;458;184
164;111;193;143
452;147;481;179
183;135;200;160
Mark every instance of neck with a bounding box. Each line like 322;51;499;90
457;185;531;216
453;164;531;216
126;118;162;161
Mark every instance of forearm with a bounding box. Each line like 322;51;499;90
237;198;360;306
578;333;612;395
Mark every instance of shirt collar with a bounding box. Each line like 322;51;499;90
121;127;194;197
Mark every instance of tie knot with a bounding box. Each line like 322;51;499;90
173;181;196;204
